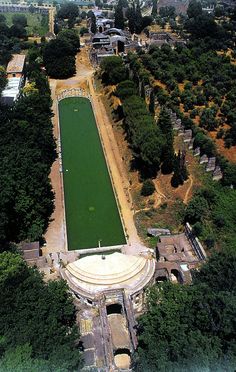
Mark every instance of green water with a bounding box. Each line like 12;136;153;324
58;97;126;250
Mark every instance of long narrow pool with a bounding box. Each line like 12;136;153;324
58;97;126;250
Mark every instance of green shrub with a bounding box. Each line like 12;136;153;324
141;179;155;196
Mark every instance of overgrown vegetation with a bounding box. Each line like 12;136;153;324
0;252;82;370
185;181;236;249
101;57;178;177
0;14;28;65
43;28;80;78
133;3;236;368
0;48;56;248
114;0;152;34
134;247;236;371
0;32;82;370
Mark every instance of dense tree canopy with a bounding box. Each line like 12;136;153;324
100;56;127;85
43;29;80;78
134;247;236;371
12;14;27;28
0;57;56;246
115;80;136;99
0;13;28;65
0;252;82;370
0;66;7;92
140;38;236;148
184;181;236;249
114;0;125;30
57;2;79;28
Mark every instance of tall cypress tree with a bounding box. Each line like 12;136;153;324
135;0;143;34
151;0;157;16
158;109;175;174
127;4;136;34
149;89;155;114
90;12;97;34
171;151;188;187
114;0;125;30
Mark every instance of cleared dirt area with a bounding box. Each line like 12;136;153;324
107;314;130;349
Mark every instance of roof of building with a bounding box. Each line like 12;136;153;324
6;54;26;74
104;28;125;36
1;77;21;99
93;32;110;39
61;252;156;298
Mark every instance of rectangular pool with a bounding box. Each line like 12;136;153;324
58;97;126;250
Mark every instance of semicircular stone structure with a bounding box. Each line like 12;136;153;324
61;252;156;303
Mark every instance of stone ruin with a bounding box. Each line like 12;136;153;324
199;154;208;164
193;147;200;156
147;228;171;237
165;109;223;181
213;166;223;180
188;139;194;150
144;85;152;98
206;157;216;172
183;129;192;143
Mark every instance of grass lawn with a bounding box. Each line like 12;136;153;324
3;12;48;36
59;97;126;250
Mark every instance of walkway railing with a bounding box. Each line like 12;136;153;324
57;88;91;102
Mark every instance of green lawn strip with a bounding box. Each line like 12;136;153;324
3;12;48;36
59;97;126;250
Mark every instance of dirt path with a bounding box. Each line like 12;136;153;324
48;8;55;34
183;175;193;204
87;78;144;252
43;79;66;254
43;47;145;254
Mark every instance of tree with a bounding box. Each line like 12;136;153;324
79;26;88;36
0;344;52;371
100;56;127;85
0;64;56;245
135;0;143;34
151;0;157;16
12;14;27;28
158;109;175;174
57;29;80;52
114;0;125;30
0;252;83;370
43;38;76;79
141;179;155;196
57;2;79;28
222;163;236;187
90;12;97;34
159;6;176;19
142;16;153;30
185;194;209;223
116;80;136;99
187;0;202;19
200;108;218;131
0;66;7;93
171;151;188;187
127;5;136;34
194;247;236;292
134;276;236;371
10;24;27;39
149;90;155;114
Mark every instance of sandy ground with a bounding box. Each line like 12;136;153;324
43;47;145;255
